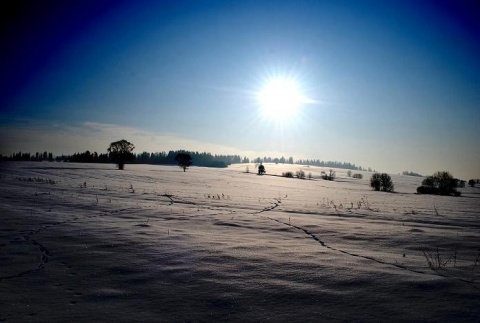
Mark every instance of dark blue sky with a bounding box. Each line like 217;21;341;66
1;0;479;177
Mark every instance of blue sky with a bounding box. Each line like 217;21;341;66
1;0;479;178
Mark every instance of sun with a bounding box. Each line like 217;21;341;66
257;78;304;120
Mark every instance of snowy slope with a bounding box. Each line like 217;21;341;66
1;162;479;321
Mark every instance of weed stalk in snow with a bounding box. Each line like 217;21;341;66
473;249;480;271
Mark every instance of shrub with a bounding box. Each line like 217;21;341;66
282;171;294;178
380;173;394;192
352;173;363;179
422;176;434;187
417;186;437;194
417;171;460;196
347;170;352;177
258;164;266;175
468;179;476;187
370;173;381;191
402;171;422;177
296;169;306;179
321;169;336;181
370;173;394;192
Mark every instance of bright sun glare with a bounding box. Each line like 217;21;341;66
258;78;304;120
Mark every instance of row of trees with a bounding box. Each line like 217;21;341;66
253;156;294;164
295;159;371;171
1;151;55;162
136;151;243;167
1;149;375;172
0;151;109;163
402;171;423;177
68;151;109;163
1;148;243;169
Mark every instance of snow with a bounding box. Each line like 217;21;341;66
1;161;479;321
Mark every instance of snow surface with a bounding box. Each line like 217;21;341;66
1;162;479;321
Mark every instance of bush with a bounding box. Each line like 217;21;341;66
282;171;294;178
296;169;306;179
468;179;475;187
402;171;422;177
370;173;394;192
417;171;460;196
321;169;336;181
347;170;352;177
370;173;381;190
352;173;363;179
417;186;437;194
380;173;394;192
258;164;266;175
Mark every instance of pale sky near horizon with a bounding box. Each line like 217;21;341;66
1;0;479;178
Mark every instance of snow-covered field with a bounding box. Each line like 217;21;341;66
1;161;479;321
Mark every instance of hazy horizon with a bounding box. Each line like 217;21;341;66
1;0;479;179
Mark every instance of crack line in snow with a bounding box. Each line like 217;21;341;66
252;198;480;291
160;193;174;205
250;198;282;214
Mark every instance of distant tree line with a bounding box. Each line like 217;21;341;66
0;150;372;171
251;157;372;171
253;156;294;164
67;151;110;163
1;151;55;162
402;171;423;177
0;151;110;163
295;159;371;171
136;150;244;168
0;150;245;168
